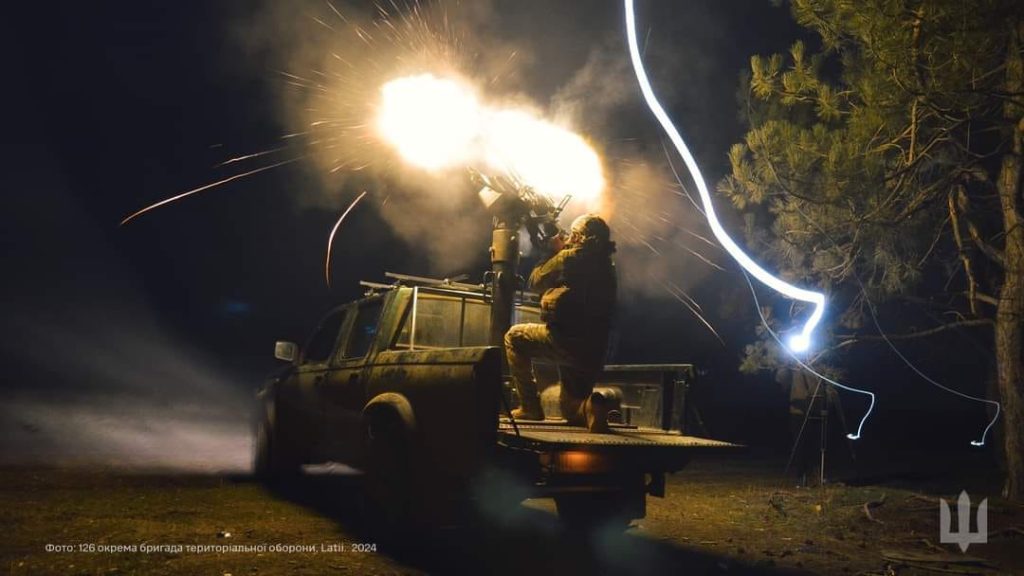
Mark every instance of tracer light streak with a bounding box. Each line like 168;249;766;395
624;0;823;354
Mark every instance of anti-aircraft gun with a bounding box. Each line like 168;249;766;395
254;170;739;531
470;169;570;349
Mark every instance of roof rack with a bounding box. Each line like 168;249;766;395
359;271;541;305
359;281;396;294
384;271;484;292
358;271;484;297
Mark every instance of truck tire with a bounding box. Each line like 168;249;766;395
253;401;302;483
362;407;417;531
554;490;640;531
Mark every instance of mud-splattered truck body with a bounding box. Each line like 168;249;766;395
255;277;737;526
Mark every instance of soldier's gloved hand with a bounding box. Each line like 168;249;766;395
548;232;566;253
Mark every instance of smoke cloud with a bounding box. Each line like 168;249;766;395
2;0;778;470
230;0;732;303
545;28;729;308
1;142;251;471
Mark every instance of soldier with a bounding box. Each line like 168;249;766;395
505;214;617;432
776;366;842;486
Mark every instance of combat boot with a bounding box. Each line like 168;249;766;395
560;393;586;427
584;391;610;433
511;394;544;421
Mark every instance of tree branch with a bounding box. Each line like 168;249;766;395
963;291;1000;306
958;188;1008;267
948;189;979;315
836;318;993;343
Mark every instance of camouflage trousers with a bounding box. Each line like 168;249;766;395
504;322;604;424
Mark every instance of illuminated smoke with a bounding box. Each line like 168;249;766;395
0;397;251;471
482;108;604;205
375;73;606;207
377;73;483;171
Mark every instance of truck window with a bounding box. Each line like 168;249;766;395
461;300;490;345
340;301;383;360
303;310;346;363
397;294;461;349
394;291;542;349
513;306;541;325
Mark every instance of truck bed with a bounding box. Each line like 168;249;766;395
496;418;741;485
497;419;739;451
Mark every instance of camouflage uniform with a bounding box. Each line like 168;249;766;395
505;239;617;424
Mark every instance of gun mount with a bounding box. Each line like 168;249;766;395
470;169;570;349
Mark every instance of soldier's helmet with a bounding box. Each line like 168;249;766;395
570;214;611;245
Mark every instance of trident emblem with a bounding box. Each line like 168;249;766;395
939;491;988;552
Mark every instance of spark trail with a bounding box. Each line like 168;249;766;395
118;2;474;273
120;157;304;226
325;190;369;288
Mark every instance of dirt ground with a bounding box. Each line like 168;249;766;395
2;457;1022;575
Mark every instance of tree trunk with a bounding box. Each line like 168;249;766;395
995;22;1024;500
995;170;1024;500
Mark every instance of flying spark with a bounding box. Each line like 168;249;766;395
120;157;304;226
325;191;369;288
120;3;473;246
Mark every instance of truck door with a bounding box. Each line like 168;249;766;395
285;307;350;453
320;298;384;464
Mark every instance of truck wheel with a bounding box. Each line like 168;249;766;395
254;403;302;483
554;491;639;531
363;409;416;531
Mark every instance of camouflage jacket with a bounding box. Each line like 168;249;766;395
529;245;616;334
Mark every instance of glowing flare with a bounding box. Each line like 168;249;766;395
377;74;482;171
624;0;824;353
788;334;811;353
742;269;875;441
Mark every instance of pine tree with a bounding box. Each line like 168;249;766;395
720;0;1024;499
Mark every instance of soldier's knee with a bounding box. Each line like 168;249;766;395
504;326;522;349
507;326;536;355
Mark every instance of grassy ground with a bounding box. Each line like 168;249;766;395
638;457;1024;575
0;469;407;576
2;457;1022;575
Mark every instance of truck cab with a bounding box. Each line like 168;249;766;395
255;274;737;528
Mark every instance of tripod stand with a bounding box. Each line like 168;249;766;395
785;374;856;486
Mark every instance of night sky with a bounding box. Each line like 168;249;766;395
2;1;988;466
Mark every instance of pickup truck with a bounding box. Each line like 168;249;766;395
254;274;737;529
